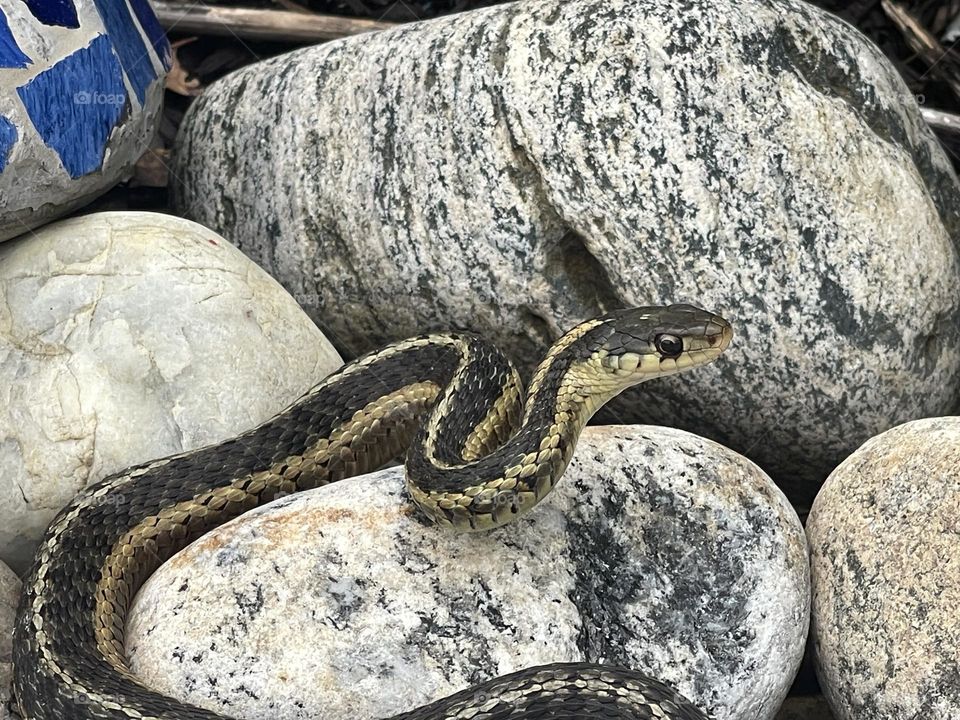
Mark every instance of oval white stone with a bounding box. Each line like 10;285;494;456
128;425;809;720
0;212;342;574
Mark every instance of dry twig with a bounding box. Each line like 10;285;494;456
882;0;960;99
151;1;395;42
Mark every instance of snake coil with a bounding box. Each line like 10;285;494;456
14;304;732;720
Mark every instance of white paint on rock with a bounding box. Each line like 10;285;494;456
0;212;342;574
809;417;960;720
128;425;809;720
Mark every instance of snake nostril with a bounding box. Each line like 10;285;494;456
707;327;733;350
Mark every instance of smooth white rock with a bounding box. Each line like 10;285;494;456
0;2;169;241
128;425;809;720
173;0;960;510
808;417;960;720
0;212;342;574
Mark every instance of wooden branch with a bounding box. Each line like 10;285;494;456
150;1;396;43
922;107;960;135
881;0;960;100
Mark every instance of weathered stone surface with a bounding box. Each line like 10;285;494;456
128;426;809;720
0;561;19;720
0;212;342;575
808;417;960;720
173;0;960;508
775;696;836;720
0;2;169;241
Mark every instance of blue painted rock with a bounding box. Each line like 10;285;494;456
0;1;169;241
172;0;960;509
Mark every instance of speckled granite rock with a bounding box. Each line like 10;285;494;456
128;425;808;720
0;688;15;720
0;2;169;241
0;212;342;575
775;696;836;720
0;689;14;719
808;417;960;720
0;561;19;720
173;0;960;508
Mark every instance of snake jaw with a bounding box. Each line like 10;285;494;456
618;353;641;372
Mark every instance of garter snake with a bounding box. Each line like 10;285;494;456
13;304;732;720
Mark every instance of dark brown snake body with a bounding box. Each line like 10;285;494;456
13;305;732;720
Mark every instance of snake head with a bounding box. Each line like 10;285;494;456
593;303;733;381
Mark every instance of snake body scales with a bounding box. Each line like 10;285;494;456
13;304;732;720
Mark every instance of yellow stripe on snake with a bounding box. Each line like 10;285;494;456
13;304;732;720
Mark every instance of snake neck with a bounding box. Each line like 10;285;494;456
405;320;632;530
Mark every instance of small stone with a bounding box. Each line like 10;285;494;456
128;426;809;720
173;0;960;509
0;560;20;720
0;212;342;574
808;417;960;719
0;2;169;241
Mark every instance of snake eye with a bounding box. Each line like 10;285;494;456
655;334;684;358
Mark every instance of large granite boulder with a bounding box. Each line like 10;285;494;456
127;426;809;720
808;417;960;720
0;2;169;241
0;212;342;575
172;0;960;509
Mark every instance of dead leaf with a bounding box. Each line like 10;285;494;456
132;149;172;188
166;37;204;97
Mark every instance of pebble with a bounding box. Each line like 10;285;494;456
172;0;960;509
0;561;19;720
0;2;168;240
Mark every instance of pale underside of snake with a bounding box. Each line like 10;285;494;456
13;304;732;720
